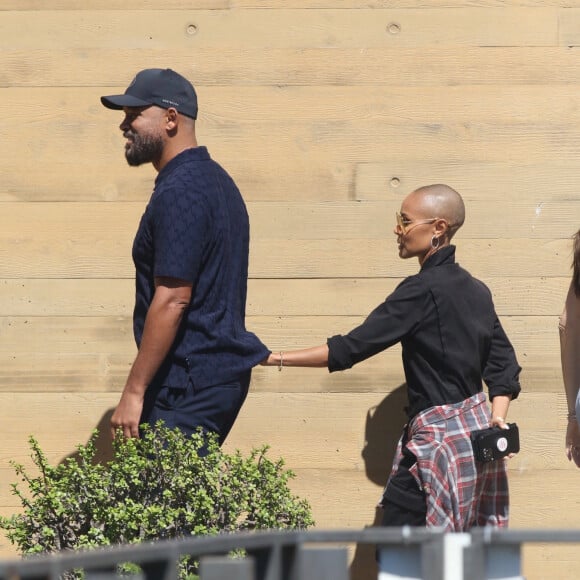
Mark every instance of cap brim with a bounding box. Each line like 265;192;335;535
100;94;152;110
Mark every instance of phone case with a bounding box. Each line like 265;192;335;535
470;423;520;462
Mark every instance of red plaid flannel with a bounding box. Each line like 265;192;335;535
384;392;509;531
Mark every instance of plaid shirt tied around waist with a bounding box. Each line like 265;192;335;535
383;392;509;531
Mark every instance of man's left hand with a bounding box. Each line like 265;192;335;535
110;390;144;439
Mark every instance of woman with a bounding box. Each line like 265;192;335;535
263;184;521;531
561;229;580;467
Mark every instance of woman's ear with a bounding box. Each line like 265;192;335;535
434;218;450;237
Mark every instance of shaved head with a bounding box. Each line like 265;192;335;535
410;184;465;239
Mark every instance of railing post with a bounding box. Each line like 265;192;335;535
483;544;523;580
378;531;473;580
199;555;254;580
379;544;425;580
462;536;486;580
377;526;432;580
466;530;524;580
420;534;445;580
295;547;349;580
440;533;472;580
378;527;436;580
247;541;298;580
141;557;179;580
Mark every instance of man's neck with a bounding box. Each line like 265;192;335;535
154;138;198;172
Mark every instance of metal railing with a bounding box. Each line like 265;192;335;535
1;527;579;580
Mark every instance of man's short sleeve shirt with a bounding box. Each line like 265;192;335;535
132;147;269;389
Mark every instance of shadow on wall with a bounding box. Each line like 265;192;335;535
350;384;408;580
62;409;116;465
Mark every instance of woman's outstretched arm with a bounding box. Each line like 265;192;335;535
262;344;329;368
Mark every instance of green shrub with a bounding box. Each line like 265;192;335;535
0;423;314;577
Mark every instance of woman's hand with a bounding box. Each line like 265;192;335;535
490;416;509;430
260;353;279;367
566;418;580;468
490;416;516;459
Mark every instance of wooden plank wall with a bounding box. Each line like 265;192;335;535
1;2;579;578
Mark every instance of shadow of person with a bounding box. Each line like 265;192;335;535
61;409;116;466
350;384;408;580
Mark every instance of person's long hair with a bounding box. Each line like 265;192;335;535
573;228;580;296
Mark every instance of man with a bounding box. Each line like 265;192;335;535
101;68;269;443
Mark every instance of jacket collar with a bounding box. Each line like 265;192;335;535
421;245;456;271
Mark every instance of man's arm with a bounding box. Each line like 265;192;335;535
111;277;192;438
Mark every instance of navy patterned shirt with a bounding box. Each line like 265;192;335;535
132;146;269;389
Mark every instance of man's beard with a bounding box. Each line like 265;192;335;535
124;132;163;167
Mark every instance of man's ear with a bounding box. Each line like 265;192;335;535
165;107;178;130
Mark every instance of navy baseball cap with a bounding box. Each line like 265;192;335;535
101;68;198;119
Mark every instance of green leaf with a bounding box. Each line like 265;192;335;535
0;423;313;578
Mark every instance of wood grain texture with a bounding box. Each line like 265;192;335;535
0;202;572;277
5;110;580;174
0;391;566;478
559;8;580;46
0;350;561;394
0;3;577;577
356;160;580;202
249;201;580;239
6;1;580;9
0;315;557;356
0;194;576;242
5;85;580;202
17;132;580;193
0;10;558;50
0;392;575;518
6;47;580;88
0;277;569;317
0;314;563;394
5;1;580;9
4;84;580;204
